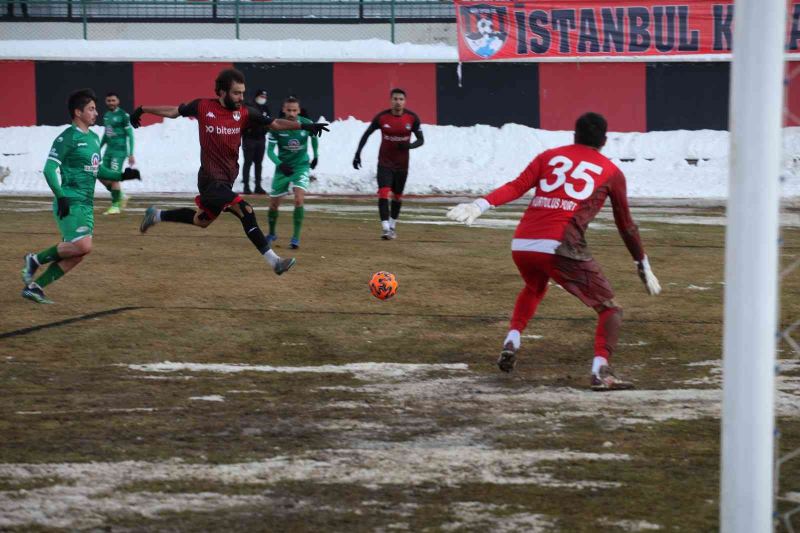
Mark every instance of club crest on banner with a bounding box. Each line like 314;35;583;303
460;4;509;59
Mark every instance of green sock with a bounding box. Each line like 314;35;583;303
268;208;279;236
111;189;122;206
35;263;64;288
293;205;305;240
35;245;60;265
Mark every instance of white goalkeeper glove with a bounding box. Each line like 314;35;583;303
446;198;492;226
636;256;661;295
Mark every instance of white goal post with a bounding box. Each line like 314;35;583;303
721;0;786;531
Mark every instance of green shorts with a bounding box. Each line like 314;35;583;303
270;166;310;197
53;201;94;242
102;152;126;173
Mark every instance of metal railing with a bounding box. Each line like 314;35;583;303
1;0;456;42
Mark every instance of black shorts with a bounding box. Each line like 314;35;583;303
195;181;242;221
377;166;408;195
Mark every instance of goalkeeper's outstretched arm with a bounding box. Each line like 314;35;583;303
446;155;543;226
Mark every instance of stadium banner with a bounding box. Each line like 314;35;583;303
454;0;800;61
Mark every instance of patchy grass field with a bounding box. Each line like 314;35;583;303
0;195;798;532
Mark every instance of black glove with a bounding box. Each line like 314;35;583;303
352;155;361;170
396;141;410;150
121;168;141;181
130;106;144;129
310;157;318;170
279;162;294;176
56;197;70;219
301;122;330;137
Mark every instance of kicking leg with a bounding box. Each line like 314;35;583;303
139;206;209;233
227;200;295;275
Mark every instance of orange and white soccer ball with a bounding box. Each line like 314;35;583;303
369;271;398;300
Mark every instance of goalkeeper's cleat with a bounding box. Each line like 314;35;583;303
21;253;39;285
381;229;392;240
497;342;518;373
289;237;300;249
22;283;53;304
590;365;635;391
388;228;397;240
273;257;296;275
103;205;121;215
139;206;158;233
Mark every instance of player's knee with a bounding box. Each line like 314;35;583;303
75;239;92;256
194;213;212;228
378;187;391;199
392;193;403;202
594;300;622;315
238;201;258;226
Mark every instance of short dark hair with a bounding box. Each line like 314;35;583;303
574;112;607;148
105;91;119;99
68;88;97;119
390;88;406;97
215;68;245;96
283;96;300;105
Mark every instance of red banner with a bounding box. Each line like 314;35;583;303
455;0;800;61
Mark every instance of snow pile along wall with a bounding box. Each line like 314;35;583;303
1;118;799;199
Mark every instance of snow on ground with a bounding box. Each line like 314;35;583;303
0;448;627;529
126;361;469;380
4;356;794;529
0;38;459;62
2;118;800;198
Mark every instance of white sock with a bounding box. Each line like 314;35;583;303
381;220;390;231
592;356;609;376
264;249;279;267
389;217;397;229
154;208;162;223
504;329;521;350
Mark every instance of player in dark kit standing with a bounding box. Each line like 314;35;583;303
132;68;328;275
241;88;270;195
448;113;662;390
352;88;424;240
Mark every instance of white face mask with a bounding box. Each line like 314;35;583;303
255;97;267;105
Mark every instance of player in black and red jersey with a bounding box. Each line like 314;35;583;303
352;88;424;240
131;68;328;275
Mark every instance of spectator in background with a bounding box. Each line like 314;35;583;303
241;88;271;195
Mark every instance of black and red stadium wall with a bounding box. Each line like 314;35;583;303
3;59;799;130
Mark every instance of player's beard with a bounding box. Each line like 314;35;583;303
222;94;241;110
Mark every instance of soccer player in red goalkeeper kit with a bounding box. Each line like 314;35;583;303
447;113;661;391
132;68;328;275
